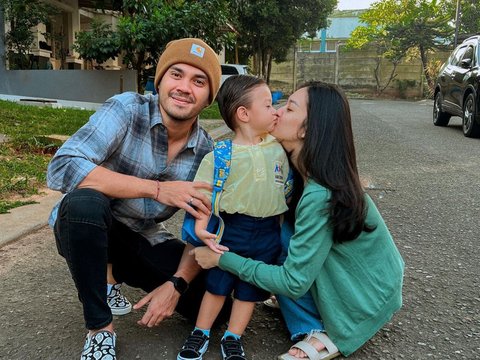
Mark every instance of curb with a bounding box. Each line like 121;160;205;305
0;190;62;248
0;124;232;249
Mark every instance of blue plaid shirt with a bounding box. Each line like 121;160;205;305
47;92;213;245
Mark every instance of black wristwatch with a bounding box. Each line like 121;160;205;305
168;276;189;295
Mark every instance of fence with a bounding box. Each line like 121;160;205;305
0;69;137;104
269;46;450;98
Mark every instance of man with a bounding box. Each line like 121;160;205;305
47;38;225;359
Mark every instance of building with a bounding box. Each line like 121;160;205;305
298;9;365;53
2;0;121;70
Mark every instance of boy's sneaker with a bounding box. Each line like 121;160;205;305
81;330;116;360
107;283;132;315
220;335;246;360
177;329;210;360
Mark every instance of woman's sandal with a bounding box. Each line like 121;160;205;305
277;331;340;360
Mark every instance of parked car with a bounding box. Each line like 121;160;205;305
433;35;480;138
221;64;249;85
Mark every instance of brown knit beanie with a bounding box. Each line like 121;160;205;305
154;38;221;104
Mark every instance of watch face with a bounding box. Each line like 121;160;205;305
171;276;188;294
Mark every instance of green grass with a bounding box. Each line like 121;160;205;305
0;200;37;214
0;99;222;213
201;101;221;119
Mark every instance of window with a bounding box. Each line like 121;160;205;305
221;65;239;75
462;46;474;63
450;46;468;66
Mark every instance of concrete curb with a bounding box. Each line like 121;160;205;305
0;190;62;248
0;124;232;249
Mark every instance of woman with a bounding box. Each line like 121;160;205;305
191;82;405;359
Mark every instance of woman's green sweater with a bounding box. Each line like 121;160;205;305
219;180;405;356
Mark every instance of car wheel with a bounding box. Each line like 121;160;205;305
462;93;480;138
433;92;451;126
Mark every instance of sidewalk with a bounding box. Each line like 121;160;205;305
0;124;232;249
0;189;62;248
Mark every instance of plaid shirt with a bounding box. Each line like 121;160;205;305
47;92;213;245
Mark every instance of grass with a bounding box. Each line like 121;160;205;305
0;99;221;214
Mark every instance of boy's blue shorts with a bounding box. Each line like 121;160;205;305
205;212;281;302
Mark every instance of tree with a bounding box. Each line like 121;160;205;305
348;0;453;95
73;0;233;92
229;0;337;83
72;19;120;68
348;7;408;95
449;0;480;36
0;0;57;69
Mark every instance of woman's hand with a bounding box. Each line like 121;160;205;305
189;246;222;269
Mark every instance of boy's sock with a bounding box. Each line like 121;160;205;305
222;330;241;340
194;327;210;337
107;283;113;295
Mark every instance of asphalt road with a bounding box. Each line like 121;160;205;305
0;98;479;359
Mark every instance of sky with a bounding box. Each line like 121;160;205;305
337;0;376;10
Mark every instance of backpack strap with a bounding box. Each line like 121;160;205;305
284;167;294;200
210;139;232;243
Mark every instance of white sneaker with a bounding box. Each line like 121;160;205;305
81;330;116;360
263;296;280;309
107;283;132;315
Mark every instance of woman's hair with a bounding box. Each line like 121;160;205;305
216;75;266;130
295;81;374;242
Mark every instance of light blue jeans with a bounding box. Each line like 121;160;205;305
277;220;325;340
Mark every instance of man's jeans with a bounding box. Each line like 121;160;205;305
53;188;212;330
277;220;325;340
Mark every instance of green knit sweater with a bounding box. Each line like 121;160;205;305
219;180;405;356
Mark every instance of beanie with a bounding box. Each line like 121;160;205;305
154;38;221;104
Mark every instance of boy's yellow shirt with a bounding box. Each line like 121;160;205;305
194;135;289;217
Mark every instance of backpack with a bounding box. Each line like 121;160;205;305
181;139;294;246
181;139;233;246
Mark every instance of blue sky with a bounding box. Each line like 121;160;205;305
337;0;376;10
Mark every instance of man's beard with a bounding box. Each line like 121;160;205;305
162;91;199;122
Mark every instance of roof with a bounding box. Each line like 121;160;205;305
324;17;363;39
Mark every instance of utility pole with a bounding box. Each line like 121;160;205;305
334;42;345;85
454;0;461;47
0;4;5;71
293;44;297;92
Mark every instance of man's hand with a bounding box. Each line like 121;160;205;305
189;246;222;269
133;281;180;327
156;181;212;218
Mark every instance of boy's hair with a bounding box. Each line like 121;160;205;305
216;75;266;130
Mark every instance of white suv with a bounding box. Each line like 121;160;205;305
221;64;249;85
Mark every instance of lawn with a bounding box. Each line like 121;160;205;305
0;99;222;213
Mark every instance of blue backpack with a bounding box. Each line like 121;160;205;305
181;139;233;246
181;139;294;246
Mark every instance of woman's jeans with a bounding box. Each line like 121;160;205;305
277;220;325;340
53;188;221;330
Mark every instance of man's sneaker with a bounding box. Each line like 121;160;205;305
81;330;116;360
107;283;132;315
220;335;246;360
177;329;210;360
263;295;280;310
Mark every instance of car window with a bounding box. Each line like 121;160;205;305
450;46;468;66
221;65;239;75
462;46;474;63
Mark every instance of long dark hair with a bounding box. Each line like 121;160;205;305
292;81;374;242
